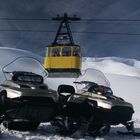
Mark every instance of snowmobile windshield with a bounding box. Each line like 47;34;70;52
2;56;47;81
75;69;110;91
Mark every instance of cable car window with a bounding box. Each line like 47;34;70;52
62;47;71;56
73;46;81;56
52;48;61;56
46;47;50;57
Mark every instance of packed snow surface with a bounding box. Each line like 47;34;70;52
0;47;140;139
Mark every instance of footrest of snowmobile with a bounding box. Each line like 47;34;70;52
117;131;140;136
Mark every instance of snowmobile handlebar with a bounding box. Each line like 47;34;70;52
73;81;81;84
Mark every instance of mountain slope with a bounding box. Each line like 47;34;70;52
83;57;140;77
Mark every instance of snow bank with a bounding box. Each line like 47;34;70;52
0;47;43;65
83;57;140;77
106;73;140;119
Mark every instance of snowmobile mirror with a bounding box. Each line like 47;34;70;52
57;84;75;95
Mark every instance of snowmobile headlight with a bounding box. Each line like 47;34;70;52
10;90;22;98
98;101;112;109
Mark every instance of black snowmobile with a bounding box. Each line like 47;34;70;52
0;57;58;131
51;69;136;137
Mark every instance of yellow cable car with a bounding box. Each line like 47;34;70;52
43;13;81;77
44;45;81;73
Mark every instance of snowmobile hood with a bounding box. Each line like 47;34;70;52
71;89;134;110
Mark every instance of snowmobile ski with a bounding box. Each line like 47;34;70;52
117;131;140;136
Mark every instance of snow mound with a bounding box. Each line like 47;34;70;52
106;73;140;118
0;47;43;65
83;57;140;77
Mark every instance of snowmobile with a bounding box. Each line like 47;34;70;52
0;56;58;131
51;69;136;137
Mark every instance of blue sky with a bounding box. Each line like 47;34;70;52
1;0;140;59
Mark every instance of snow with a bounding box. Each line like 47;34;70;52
0;47;140;139
106;74;140;118
82;57;140;77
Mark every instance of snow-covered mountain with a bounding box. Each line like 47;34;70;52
82;57;140;77
0;47;140;140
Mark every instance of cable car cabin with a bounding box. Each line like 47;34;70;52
44;45;81;77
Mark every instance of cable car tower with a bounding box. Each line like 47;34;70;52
44;13;81;77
